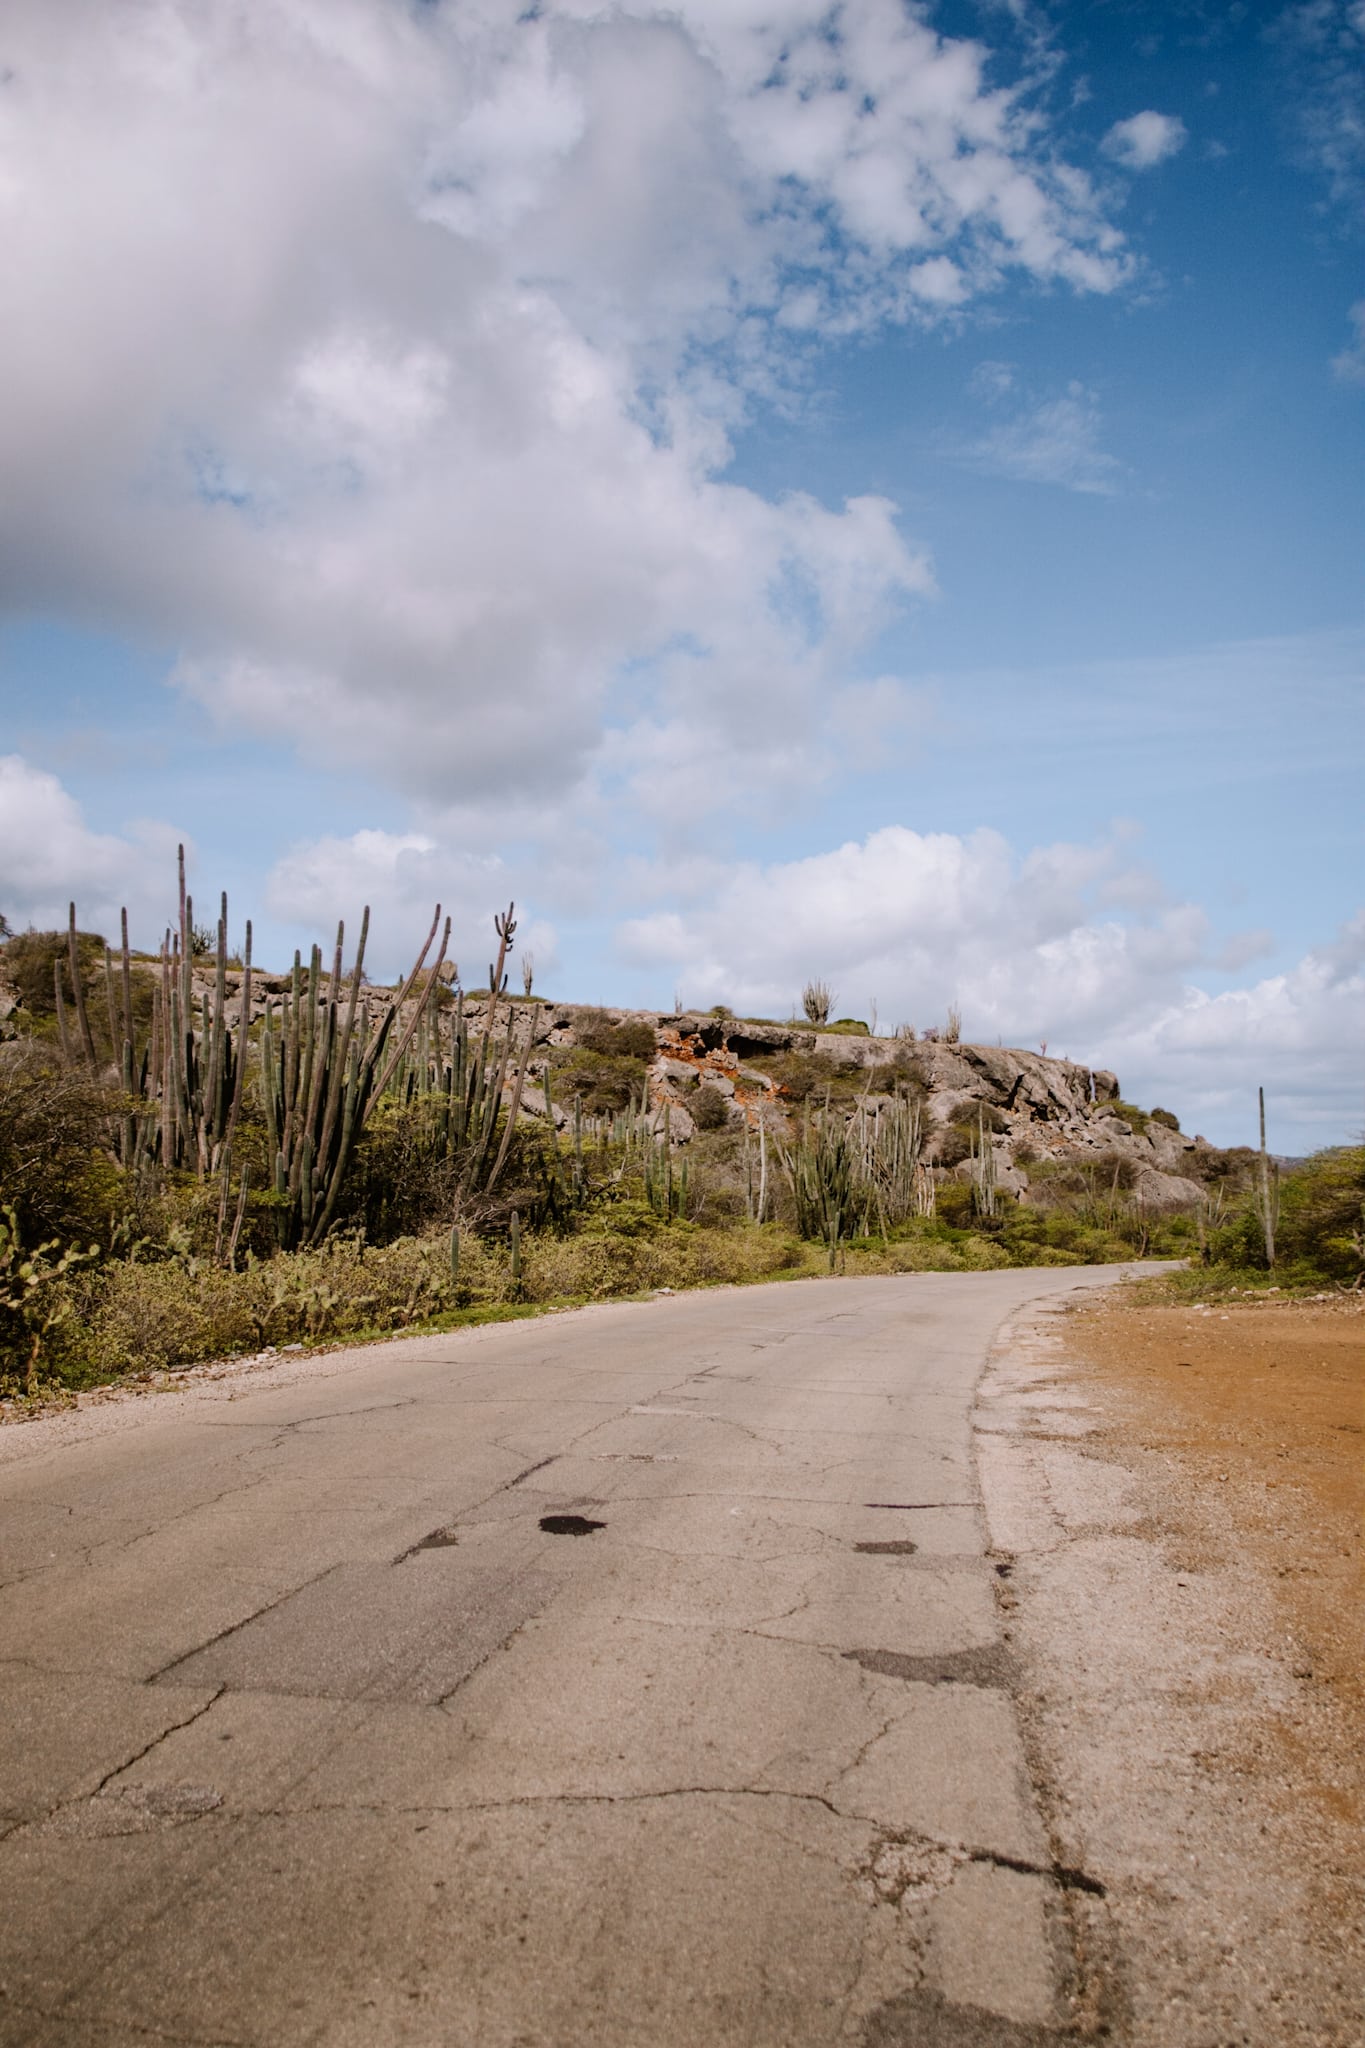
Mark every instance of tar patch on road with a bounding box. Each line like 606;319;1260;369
34;1784;224;1839
864;1500;976;1511
855;1539;919;1555
844;1645;1012;1688
539;1513;605;1536
862;1985;1063;2046
394;1526;459;1561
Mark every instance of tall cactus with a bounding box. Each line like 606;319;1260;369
50;870;548;1253
259;901;452;1246
778;1085;928;1251
1254;1085;1279;1269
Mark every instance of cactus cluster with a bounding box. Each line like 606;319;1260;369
55;854;257;1259
968;1105;998;1222
258;900;452;1247
777;1087;930;1260
379;904;537;1205
53;857;541;1260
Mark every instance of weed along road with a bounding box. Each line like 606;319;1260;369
0;1268;1135;2047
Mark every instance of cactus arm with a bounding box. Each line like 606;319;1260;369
314;909;366;1188
221;919;254;1161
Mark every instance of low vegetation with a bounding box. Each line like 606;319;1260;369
2;868;1359;1403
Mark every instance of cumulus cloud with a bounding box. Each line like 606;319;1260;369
1101;110;1188;171
1104;912;1365;1152
616;824;1364;1149
265;828;558;985
0;756;184;941
0;0;1131;827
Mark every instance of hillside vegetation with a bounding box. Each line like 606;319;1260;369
2;870;1359;1401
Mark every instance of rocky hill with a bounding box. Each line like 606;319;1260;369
507;1002;1210;1215
0;937;1211;1215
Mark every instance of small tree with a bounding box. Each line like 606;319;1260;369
802;978;834;1027
944;1003;962;1044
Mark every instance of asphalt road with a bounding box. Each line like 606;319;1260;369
0;1267;1133;2047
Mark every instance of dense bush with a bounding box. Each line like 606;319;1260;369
1275;1147;1365;1282
765;1049;864;1105
0;1043;129;1244
0;929;158;1056
2;928;105;1021
1204;1146;1365;1285
691;1085;730;1131
548;1045;649;1116
932;1124;973;1168
575;1013;657;1062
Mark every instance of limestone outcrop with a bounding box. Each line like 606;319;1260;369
524;1003;1210;1212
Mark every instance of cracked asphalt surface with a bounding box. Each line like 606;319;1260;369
0;1268;1134;2046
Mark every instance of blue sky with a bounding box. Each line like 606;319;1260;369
1;0;1361;1150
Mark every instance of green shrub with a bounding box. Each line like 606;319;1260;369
0;929;158;1057
0;1205;100;1390
692;1085;731;1131
1;928;104;1020
576;1013;657;1062
0;1043;130;1245
934;1126;973;1169
1272;1146;1365;1284
934;1180;975;1226
549;1045;649;1116
765;1050;863;1105
1150;1107;1181;1131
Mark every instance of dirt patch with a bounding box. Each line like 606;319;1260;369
981;1289;1364;2046
1063;1295;1365;1759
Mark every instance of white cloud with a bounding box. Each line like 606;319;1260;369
960;379;1122;494
265;828;558;985
1332;300;1365;383
615;824;1364;1149
1270;1;1365;209
0;0;1131;830
0;756;184;942
1101;111;1188;171
1105;914;1365;1151
1213;928;1276;973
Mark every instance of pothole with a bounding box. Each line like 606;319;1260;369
855;1539;918;1555
539;1514;606;1536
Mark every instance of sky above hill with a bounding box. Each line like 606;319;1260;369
1;0;1362;1151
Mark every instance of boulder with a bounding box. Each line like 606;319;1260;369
1135;1167;1206;1214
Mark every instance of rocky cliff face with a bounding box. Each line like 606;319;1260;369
518;1005;1210;1215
